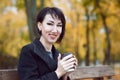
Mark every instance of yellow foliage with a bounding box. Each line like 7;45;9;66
0;9;29;57
1;0;120;63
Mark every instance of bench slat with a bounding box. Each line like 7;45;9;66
0;69;18;80
69;65;115;79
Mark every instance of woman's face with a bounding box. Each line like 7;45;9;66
38;14;62;44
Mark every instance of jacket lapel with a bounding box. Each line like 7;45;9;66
31;38;59;71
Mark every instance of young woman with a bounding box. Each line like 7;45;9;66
18;7;77;80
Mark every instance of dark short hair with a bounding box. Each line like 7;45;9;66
36;7;66;43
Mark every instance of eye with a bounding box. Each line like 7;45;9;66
57;24;62;27
47;23;53;25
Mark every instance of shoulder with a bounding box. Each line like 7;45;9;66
19;43;35;58
18;42;38;63
21;43;34;52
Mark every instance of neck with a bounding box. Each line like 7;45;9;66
39;37;52;52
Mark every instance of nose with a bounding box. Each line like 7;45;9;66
52;26;57;33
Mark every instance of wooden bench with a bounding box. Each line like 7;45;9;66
0;69;18;80
69;65;115;80
0;65;115;80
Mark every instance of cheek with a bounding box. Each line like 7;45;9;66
43;25;52;31
44;27;51;31
58;28;62;34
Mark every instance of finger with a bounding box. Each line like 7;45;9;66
73;55;78;65
67;68;75;72
63;58;76;65
63;62;75;68
58;53;62;61
65;65;75;71
62;54;73;61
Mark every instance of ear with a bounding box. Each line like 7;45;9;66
37;22;42;31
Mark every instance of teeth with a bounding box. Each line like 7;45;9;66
50;34;57;36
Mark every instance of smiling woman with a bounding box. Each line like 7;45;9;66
18;7;78;80
37;14;62;45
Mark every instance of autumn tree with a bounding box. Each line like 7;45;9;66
0;0;29;68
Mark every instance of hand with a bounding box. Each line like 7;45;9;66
55;53;78;79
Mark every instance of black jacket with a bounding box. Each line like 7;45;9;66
18;38;68;80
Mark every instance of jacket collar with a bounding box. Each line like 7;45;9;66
32;38;59;71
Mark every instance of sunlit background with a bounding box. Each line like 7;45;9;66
0;0;120;74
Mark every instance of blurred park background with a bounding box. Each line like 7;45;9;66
0;0;120;74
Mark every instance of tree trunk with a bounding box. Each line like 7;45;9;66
96;0;111;65
92;20;97;65
85;8;90;66
101;14;111;65
24;0;38;41
75;29;81;63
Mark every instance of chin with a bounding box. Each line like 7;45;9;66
48;40;57;44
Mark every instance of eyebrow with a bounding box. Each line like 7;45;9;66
49;20;54;23
58;22;62;25
48;20;62;24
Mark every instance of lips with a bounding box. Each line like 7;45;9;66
49;34;57;39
